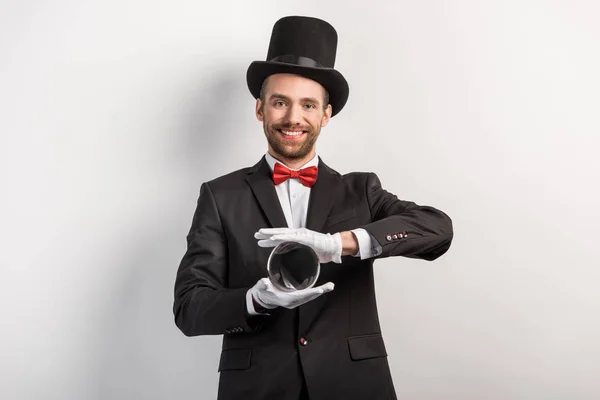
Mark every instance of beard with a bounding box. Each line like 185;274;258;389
263;120;320;160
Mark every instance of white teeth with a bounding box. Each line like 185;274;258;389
281;130;304;136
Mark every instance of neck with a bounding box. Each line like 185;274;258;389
268;149;316;169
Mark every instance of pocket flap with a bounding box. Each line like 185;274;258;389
218;348;252;371
348;334;387;361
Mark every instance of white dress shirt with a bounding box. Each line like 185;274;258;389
246;152;382;315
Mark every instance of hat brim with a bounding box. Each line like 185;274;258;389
246;61;349;117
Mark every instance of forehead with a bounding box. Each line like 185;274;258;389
264;74;325;100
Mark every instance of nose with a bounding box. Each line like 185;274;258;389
285;103;302;125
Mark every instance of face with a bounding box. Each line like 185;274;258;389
256;74;332;164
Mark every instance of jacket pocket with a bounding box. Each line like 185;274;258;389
347;334;387;361
218;348;252;371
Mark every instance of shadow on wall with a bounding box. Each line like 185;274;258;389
92;71;247;400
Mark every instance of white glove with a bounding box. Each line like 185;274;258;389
254;227;343;264
249;277;335;310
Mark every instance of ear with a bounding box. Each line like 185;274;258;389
256;99;264;121
320;104;333;127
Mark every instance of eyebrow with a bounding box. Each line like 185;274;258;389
269;93;321;105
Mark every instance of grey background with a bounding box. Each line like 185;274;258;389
1;0;599;399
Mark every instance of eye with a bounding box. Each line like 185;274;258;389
304;104;316;109
274;101;286;107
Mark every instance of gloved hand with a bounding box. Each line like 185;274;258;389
249;277;335;310
254;227;343;264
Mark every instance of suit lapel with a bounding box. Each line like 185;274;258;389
300;157;342;335
245;155;341;230
245;156;288;229
305;157;341;233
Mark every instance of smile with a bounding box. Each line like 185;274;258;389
278;129;307;139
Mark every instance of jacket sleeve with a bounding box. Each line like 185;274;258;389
173;182;266;336
359;173;453;261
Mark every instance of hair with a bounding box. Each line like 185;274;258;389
259;76;330;112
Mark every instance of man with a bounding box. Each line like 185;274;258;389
173;16;453;400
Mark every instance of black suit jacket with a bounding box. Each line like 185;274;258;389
173;156;453;400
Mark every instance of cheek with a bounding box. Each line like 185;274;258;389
310;114;324;128
265;110;285;124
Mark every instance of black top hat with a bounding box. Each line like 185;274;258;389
246;16;349;117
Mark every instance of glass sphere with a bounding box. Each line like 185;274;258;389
267;241;320;292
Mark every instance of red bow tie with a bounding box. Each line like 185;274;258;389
272;162;318;187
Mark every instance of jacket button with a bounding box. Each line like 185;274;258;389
386;235;392;241
299;337;308;346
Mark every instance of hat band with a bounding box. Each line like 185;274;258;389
270;54;323;68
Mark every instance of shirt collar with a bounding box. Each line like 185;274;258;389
264;152;319;172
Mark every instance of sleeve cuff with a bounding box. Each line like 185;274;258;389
246;289;261;316
351;228;383;260
332;232;343;263
246;288;270;316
